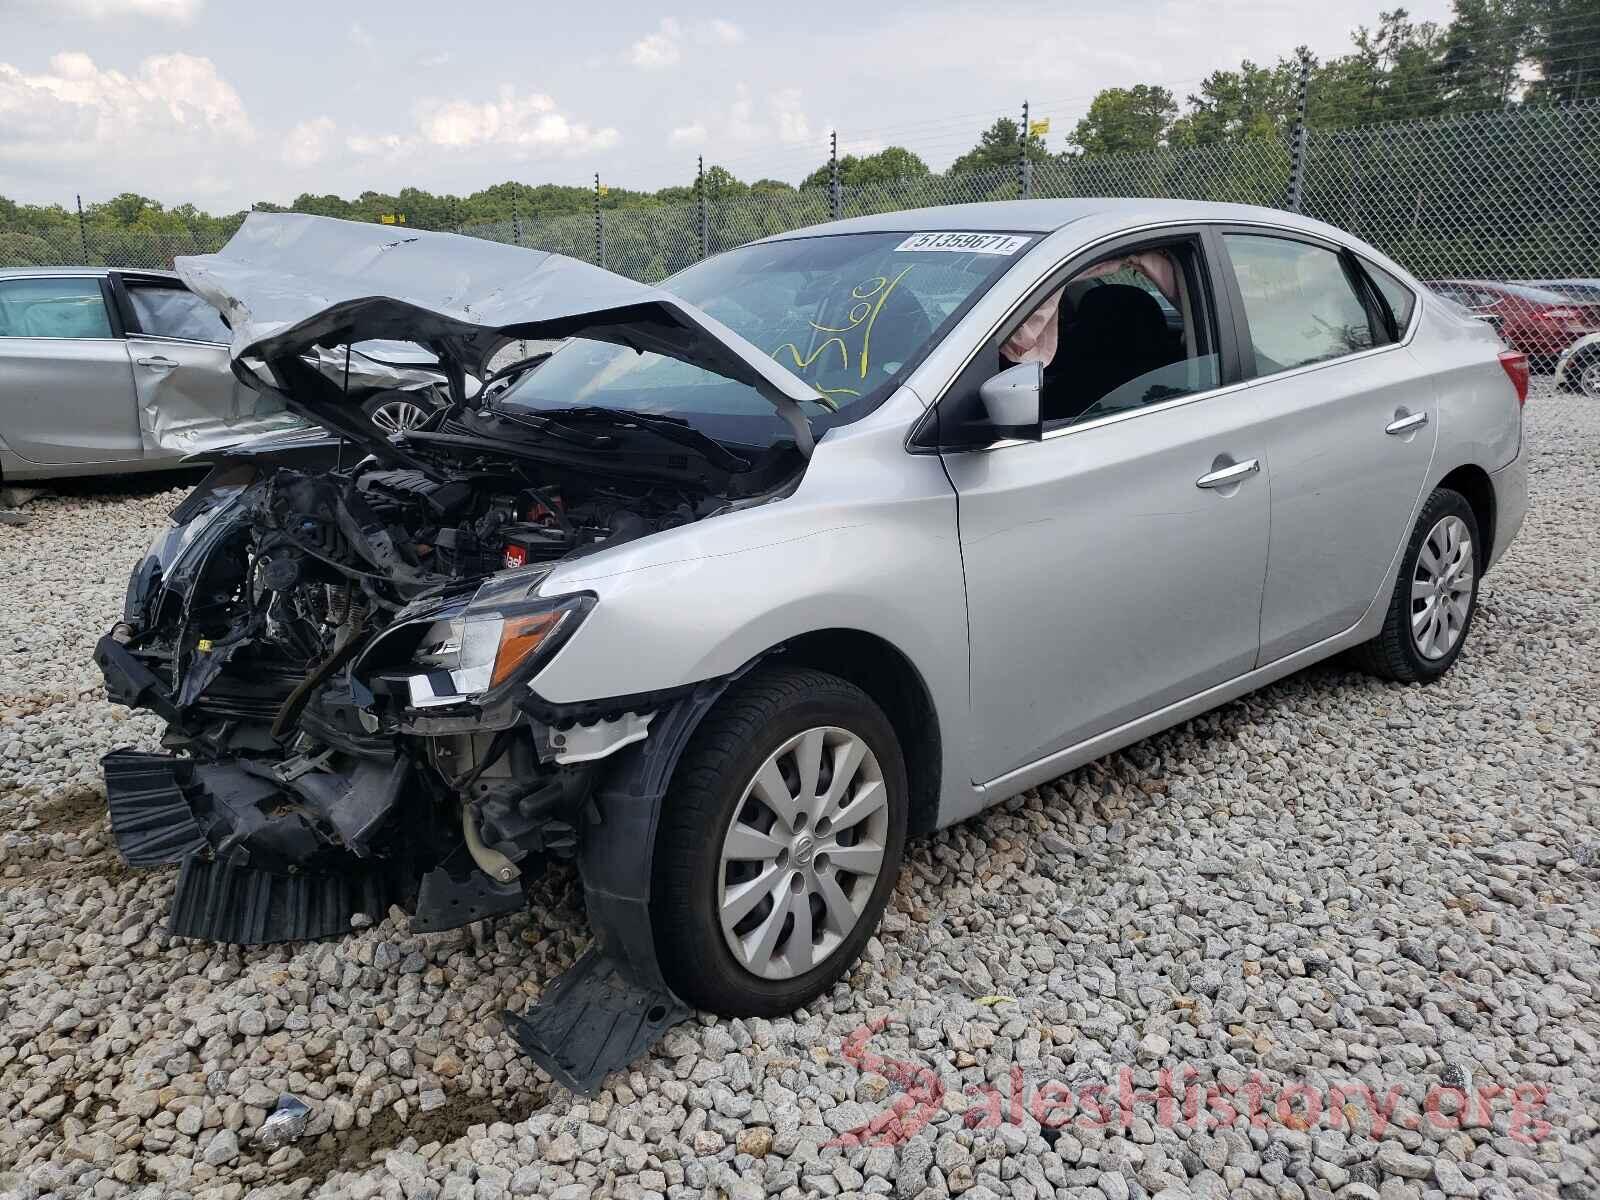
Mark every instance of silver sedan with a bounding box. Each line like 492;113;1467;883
98;205;1527;1089
0;267;448;482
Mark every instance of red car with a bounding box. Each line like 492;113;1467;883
1426;279;1600;370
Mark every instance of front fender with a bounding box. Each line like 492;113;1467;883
530;398;968;745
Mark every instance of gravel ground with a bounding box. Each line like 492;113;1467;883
1;383;1596;1200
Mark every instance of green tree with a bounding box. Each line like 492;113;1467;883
948;118;1050;176
1168;60;1301;146
702;165;747;197
1068;85;1179;155
1436;0;1535;106
799;146;929;189
1526;0;1600;102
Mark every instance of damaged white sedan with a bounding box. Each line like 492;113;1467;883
97;206;1527;1091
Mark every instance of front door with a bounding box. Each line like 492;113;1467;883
946;396;1271;783
125;334;255;458
0;275;140;465
941;229;1270;785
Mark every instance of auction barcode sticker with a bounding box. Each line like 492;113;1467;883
894;232;1030;255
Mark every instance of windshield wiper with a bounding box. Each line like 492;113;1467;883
488;408;617;449
539;406;754;472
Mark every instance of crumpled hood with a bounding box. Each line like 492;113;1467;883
175;213;820;444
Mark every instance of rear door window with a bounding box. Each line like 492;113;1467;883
1223;234;1379;376
0;277;114;339
126;283;229;343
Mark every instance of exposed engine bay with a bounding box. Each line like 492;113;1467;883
97;428;791;945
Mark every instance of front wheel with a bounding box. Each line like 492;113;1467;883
651;666;908;1016
1351;487;1481;683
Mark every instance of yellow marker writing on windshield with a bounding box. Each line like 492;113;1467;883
773;265;916;393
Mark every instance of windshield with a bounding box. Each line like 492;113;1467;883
498;230;1034;446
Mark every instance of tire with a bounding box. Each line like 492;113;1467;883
1570;348;1600;398
361;390;436;434
651;666;908;1016
1350;487;1482;683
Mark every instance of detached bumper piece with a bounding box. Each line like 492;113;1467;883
169;854;402;944
412;844;530;933
102;750;206;867
503;946;687;1095
101;748;408;946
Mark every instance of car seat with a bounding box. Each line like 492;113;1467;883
1047;284;1178;422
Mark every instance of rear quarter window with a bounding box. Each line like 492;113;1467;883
1363;262;1417;337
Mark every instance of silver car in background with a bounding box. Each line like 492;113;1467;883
0;267;300;481
0;268;454;482
96;205;1527;1090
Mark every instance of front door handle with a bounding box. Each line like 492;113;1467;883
1386;411;1429;436
1195;458;1260;489
136;355;177;368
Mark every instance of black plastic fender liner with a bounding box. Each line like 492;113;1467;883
503;946;688;1095
502;665;756;1092
574;674;737;986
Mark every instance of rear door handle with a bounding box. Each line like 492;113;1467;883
1385;411;1429;435
136;355;177;368
1195;458;1260;489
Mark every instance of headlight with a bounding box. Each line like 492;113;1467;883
357;572;593;711
407;596;590;708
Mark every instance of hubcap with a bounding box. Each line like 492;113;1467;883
717;726;888;981
370;400;430;433
1411;514;1474;660
1580;360;1600;398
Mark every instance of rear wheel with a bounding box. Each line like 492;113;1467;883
651;666;907;1016
1351;487;1481;683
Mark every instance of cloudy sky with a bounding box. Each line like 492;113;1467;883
0;0;1454;212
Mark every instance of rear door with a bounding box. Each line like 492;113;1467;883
0;274;141;465
112;273;290;458
1216;230;1438;663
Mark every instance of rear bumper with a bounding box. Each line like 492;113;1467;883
1488;444;1527;572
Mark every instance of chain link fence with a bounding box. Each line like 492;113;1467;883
7;101;1598;290
1299;103;1600;282
0;221;245;271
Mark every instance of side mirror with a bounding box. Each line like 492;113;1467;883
978;361;1043;440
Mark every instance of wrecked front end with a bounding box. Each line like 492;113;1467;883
96;461;601;940
92;212;822;1090
93;433;763;1087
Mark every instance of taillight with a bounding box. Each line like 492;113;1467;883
1498;350;1530;406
